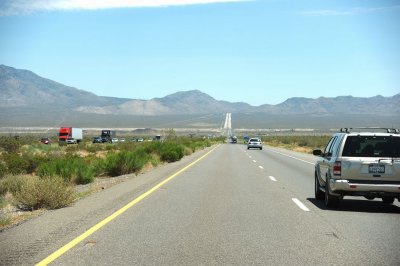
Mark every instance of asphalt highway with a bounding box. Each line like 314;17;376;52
1;144;399;265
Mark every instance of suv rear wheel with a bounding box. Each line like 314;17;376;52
325;177;340;208
314;173;324;201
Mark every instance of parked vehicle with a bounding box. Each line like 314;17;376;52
247;138;262;150
313;128;400;208
40;137;51;145
59;127;83;143
111;138;119;143
92;137;102;143
101;130;116;143
66;138;77;144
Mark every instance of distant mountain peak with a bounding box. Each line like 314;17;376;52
157;89;215;101
0;64;399;121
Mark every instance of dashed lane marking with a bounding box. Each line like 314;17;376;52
292;198;310;212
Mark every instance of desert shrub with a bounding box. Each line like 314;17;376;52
1;153;30;175
0;213;12;227
0;152;49;176
0;175;27;196
118;142;138;151
65;144;79;153
106;144;117;151
15;176;75;210
104;148;150;177
144;142;162;154
0;136;21;153
86;144;108;154
0;162;7;179
184;146;193;156
159;143;185;163
37;155;95;184
188;139;211;152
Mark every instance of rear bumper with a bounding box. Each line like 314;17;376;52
247;145;262;149
330;179;400;196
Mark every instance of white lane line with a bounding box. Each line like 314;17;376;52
253;160;257;163
292;198;310;212
269;176;277;182
267;149;314;165
259;166;264;169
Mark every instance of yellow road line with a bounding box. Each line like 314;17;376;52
36;145;220;266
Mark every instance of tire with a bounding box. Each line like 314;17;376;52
382;197;395;204
325;177;340;208
315;173;324;201
260;147;262;150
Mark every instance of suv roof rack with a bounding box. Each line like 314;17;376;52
340;127;400;134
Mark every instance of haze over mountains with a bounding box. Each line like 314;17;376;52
0;64;399;128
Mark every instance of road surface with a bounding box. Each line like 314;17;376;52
1;144;399;265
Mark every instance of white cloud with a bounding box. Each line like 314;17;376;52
0;0;249;16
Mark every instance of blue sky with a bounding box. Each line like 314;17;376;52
0;0;399;105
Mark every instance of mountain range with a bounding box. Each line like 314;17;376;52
0;64;399;128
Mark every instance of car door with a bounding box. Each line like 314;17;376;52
319;136;338;184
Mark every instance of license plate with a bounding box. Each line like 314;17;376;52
369;165;385;174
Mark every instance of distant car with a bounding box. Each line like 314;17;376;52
93;137;102;143
230;136;238;143
130;138;137;142
119;138;126;142
137;138;144;142
247;138;262;150
101;136;109;143
66;138;77;144
111;138;119;143
243;135;250;144
40;137;51;145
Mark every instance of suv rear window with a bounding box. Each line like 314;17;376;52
342;136;400;157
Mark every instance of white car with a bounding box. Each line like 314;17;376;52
247;138;262;150
111;138;119;143
66;138;77;144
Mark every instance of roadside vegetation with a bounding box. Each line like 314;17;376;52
260;135;330;153
0;133;221;229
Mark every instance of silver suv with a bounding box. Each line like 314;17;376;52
313;128;400;208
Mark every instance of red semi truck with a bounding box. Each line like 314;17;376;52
58;127;83;143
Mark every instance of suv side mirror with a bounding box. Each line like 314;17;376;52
313;149;322;156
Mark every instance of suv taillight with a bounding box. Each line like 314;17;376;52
333;161;341;176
